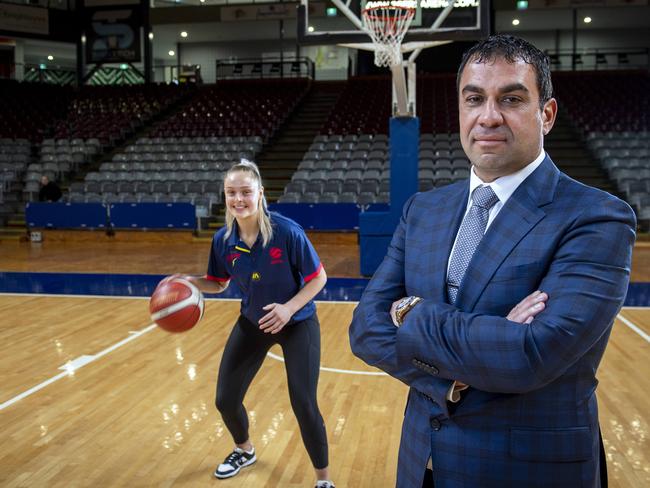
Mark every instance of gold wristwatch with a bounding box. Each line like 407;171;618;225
394;296;422;325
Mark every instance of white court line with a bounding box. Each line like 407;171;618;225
617;313;650;344
266;351;387;376
0;292;149;300
0;324;157;411
0;372;69;411
0;292;359;304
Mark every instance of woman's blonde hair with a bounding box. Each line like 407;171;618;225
223;159;273;247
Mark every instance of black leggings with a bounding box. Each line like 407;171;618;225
215;314;328;469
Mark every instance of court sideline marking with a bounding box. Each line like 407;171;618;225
0;292;357;305
0;324;157;411
617;313;650;344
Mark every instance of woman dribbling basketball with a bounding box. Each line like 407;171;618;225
184;160;334;488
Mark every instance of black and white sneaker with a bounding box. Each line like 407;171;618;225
315;482;335;488
214;447;256;479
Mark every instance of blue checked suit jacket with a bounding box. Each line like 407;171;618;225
349;156;636;488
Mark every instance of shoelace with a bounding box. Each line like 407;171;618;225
225;451;244;465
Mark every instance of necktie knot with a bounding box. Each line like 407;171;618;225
472;185;499;210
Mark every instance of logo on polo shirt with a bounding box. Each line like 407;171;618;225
226;253;241;267
269;247;284;265
251;272;261;281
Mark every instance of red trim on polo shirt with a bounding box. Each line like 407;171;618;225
206;274;230;282
304;263;324;283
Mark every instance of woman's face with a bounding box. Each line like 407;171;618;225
224;171;263;221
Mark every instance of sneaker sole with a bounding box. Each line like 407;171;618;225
214;455;257;479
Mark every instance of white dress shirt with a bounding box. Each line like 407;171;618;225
444;149;546;402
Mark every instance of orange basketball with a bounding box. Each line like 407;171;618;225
150;278;204;333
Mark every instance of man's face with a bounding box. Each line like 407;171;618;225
40;176;49;186
458;57;557;182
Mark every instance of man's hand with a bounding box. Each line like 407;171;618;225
454;290;548;393
507;290;548;324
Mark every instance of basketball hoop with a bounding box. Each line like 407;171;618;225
362;5;416;68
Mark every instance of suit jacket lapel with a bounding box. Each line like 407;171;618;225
456;156;560;311
428;183;469;303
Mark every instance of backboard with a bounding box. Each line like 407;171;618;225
297;0;491;46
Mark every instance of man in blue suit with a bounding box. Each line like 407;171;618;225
349;35;636;487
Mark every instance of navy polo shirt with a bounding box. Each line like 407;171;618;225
206;212;323;325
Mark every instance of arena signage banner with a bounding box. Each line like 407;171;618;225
0;4;49;35
84;5;142;63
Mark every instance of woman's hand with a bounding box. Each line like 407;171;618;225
259;303;293;334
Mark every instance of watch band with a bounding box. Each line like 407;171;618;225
395;296;422;325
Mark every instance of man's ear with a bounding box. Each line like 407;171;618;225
542;98;558;136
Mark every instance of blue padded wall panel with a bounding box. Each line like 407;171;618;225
26;202;107;229
110;203;196;229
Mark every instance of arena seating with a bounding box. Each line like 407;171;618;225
586;131;650;227
3;72;647;232
416;75;460;134
3;83;193;204
280;133;470;204
64;79;308;210
321;75;459;136
0;80;72;142
290;75;465;204
22;138;101;201
51;84;192;145
322;78;392;135
554;71;650;228
65;135;263;207
0;139;31;189
150;79;309;142
554;71;648;133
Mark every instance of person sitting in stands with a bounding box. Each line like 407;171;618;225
39;175;62;202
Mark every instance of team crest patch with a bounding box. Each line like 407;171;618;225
269;247;284;265
251;272;261;281
226;253;241;267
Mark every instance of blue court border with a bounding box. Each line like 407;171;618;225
0;271;649;307
0;272;369;302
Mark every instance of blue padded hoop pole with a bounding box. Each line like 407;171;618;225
388;116;419;213
359;116;419;276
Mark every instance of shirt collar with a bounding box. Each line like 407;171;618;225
225;221;265;250
225;223;241;247
468;149;546;206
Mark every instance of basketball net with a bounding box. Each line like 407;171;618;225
362;5;416;68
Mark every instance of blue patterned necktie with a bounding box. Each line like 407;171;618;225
447;185;500;304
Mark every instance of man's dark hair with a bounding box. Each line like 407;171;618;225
457;34;553;109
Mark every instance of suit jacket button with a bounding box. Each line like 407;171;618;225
424;394;436;405
430;418;441;431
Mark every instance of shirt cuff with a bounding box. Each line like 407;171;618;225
446;381;469;403
205;274;229;282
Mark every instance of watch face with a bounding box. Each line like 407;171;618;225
397;299;409;312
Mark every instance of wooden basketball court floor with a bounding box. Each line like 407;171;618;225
1;237;648;487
